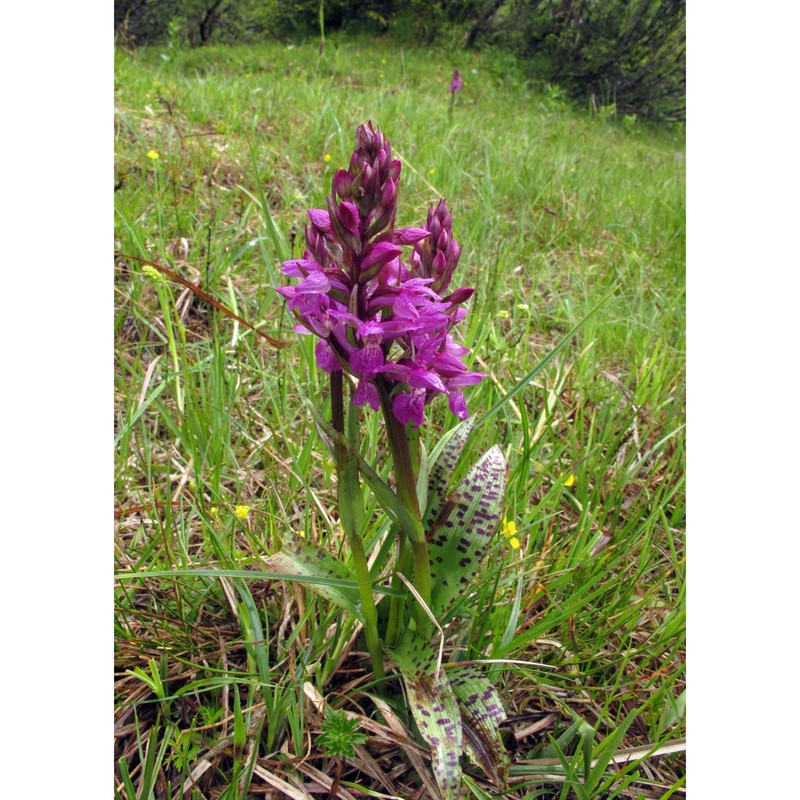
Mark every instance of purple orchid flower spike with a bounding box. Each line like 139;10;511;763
409;198;463;295
449;68;463;94
277;122;484;428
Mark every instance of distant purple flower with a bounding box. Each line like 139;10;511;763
276;122;484;427
449;69;463;94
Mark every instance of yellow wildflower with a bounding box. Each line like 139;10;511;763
209;507;219;518
147;150;159;160
323;153;332;162
502;517;521;550
562;474;575;487
497;309;510;320
234;505;251;520
428;168;436;175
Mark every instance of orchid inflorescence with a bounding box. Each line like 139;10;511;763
277;121;482;429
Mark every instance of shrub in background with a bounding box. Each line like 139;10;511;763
467;0;686;120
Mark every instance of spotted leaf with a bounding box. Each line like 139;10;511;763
450;666;510;789
389;629;463;800
423;418;475;531
427;445;507;619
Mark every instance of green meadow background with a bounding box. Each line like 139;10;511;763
114;33;685;799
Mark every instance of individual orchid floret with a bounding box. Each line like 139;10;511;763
353;378;381;411
392;227;430;246
360;241;403;283
315;340;342;373
350;321;386;380
392;388;427;429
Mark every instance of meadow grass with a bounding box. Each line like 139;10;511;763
114;33;685;799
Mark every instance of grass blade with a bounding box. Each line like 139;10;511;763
474;286;617;430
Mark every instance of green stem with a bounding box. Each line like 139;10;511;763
154;281;183;416
385;532;411;647
375;376;432;636
330;372;384;682
319;614;354;688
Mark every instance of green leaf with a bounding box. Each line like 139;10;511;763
125;658;166;700
233;683;246;749
461;773;498;800
263;532;363;620
389;629;464;800
318;708;368;759
449;666;510;790
657;688;686;737
116;756;137;800
428;445;507;618
415;438;430;518
114;567;405;598
586;708;637;791
548;734;589;800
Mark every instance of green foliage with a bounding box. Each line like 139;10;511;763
115;0;396;45
317;708;368;759
391;0;447;44
115;0;281;46
263;532;363;619
470;0;686;119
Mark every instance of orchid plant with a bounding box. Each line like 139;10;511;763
268;122;510;798
449;68;463;112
